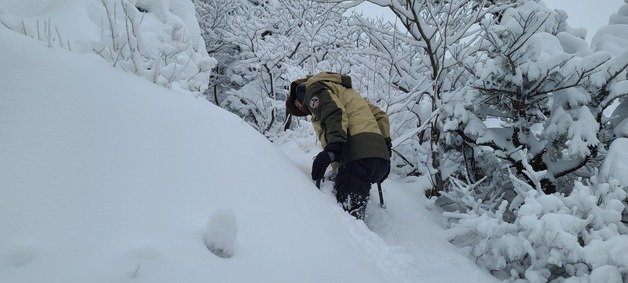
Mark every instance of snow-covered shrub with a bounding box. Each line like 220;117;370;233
93;0;215;95
439;2;628;280
445;175;627;282
443;0;628;200
0;0;215;95
194;0;240;104
219;80;287;134
592;0;628;141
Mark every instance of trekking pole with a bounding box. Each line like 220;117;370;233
377;182;386;209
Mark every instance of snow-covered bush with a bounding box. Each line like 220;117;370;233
194;0;240;104
437;2;628;281
442;1;628;201
93;0;215;95
592;0;628;140
445;175;627;282
0;0;215;95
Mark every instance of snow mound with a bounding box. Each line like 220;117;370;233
0;0;58;16
203;210;238;258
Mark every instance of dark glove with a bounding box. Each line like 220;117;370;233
312;151;333;181
385;137;392;157
311;142;344;181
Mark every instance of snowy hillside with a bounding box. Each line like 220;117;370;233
0;24;500;283
0;27;382;282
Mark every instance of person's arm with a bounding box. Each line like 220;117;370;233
305;83;348;148
305;83;347;180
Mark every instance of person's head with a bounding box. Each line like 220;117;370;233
286;79;309;116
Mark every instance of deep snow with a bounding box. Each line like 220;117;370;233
0;26;497;282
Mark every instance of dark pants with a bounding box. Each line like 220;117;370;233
334;158;390;220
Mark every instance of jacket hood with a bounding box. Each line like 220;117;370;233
306;72;352;89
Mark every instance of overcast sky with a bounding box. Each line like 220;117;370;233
352;0;626;41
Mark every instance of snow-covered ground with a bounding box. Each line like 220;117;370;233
0;25;498;282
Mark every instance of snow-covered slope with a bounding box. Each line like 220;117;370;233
0;28;398;283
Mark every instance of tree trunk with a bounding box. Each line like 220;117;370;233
427;118;444;197
213;84;219;105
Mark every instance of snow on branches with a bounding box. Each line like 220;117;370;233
93;0;215;95
445;175;627;282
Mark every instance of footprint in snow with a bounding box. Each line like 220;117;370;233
6;245;41;268
203;209;238;258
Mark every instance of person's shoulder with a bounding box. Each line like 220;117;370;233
306;71;338;85
305;81;328;96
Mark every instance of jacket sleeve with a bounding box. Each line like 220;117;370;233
367;101;390;139
305;84;347;146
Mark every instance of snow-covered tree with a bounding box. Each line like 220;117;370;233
327;0;512;196
591;0;628;139
195;0;355;135
442;2;628;281
447;1;628;197
194;0;240;104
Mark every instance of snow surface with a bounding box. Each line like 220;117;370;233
600;138;628;186
0;27;497;282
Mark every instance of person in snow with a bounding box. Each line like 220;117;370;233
286;72;392;219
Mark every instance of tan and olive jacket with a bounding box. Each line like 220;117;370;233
301;72;391;164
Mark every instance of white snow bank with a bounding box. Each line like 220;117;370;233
0;0;100;47
591;1;628;56
615;117;628;137
0;28;391;283
600;138;628;186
